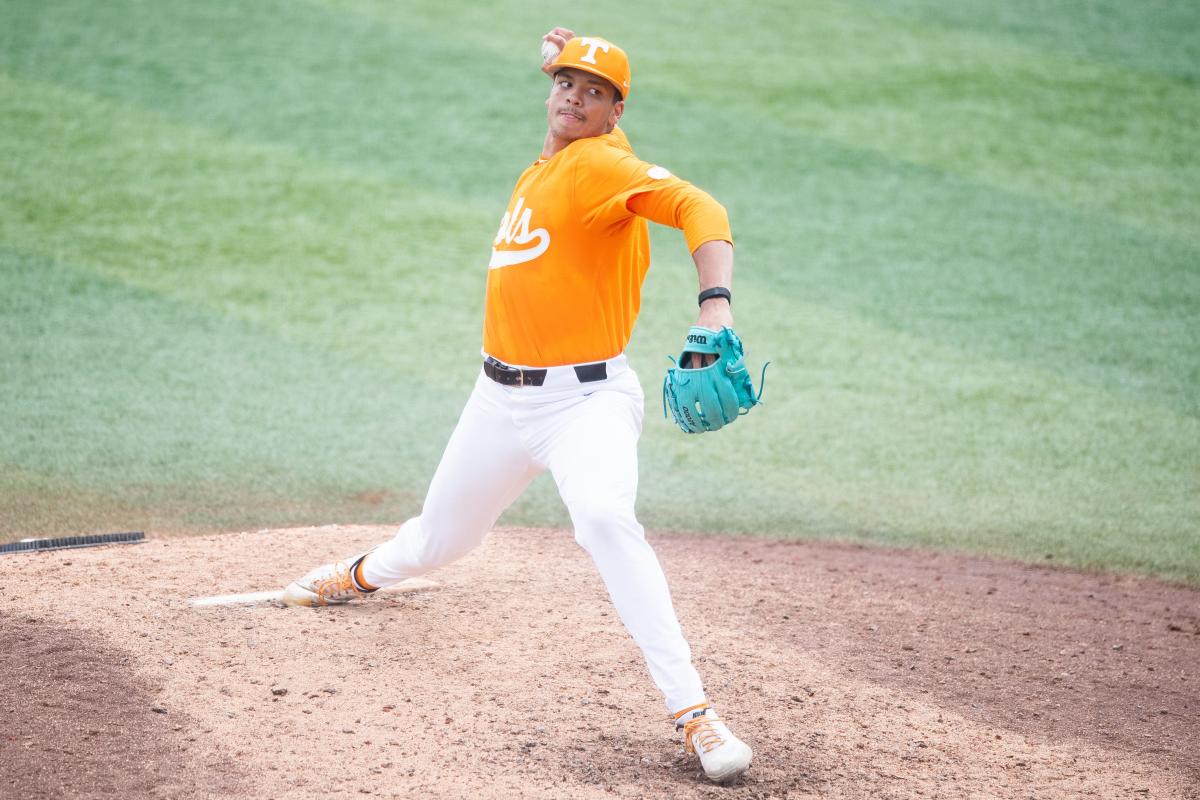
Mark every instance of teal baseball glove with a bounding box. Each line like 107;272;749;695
662;326;768;434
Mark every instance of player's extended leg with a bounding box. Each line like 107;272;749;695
282;375;540;605
540;374;752;783
545;389;703;708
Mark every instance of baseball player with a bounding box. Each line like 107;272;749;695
282;28;754;784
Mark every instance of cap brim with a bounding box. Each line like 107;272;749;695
550;63;627;99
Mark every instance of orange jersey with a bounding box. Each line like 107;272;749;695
483;128;732;367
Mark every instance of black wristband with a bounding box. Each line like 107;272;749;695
697;286;732;307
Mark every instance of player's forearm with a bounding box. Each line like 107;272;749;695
693;240;734;330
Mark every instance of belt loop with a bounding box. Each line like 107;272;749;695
573;362;608;383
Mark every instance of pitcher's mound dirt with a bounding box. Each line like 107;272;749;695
1;525;1196;799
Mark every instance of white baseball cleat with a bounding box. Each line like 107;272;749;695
680;708;753;784
281;554;375;607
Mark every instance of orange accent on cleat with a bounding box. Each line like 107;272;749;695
673;702;711;725
312;562;367;606
683;713;725;755
353;556;378;593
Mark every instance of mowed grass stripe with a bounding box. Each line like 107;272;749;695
0;73;492;374
0;250;438;533
0;463;153;539
668;2;1199;245
854;0;1200;80
5;0;1196;244
328;0;1199;244
621;87;1198;419
0;0;548;199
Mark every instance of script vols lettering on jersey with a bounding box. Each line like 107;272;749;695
483;127;732;367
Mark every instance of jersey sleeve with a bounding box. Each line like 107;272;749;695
577;138;733;253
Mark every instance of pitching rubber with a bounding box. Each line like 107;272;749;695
189;577;441;608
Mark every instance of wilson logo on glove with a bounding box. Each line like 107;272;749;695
663;326;769;434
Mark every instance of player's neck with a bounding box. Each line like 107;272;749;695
542;128;570;160
542;126;615;160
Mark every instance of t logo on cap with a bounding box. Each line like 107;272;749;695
579;37;611;65
552;36;632;98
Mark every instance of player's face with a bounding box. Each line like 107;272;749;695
546;68;624;143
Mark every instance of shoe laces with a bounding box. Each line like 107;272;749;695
313;562;365;605
683;713;726;755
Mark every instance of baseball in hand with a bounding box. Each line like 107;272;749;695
541;40;561;66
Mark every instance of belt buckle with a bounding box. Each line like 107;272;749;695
517;368;527;387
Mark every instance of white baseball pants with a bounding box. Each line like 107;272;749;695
360;355;707;714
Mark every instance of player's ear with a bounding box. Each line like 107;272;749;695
610;99;624;127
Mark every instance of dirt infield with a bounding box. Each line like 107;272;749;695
2;525;1197;799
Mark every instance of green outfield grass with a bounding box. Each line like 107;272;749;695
2;0;1197;582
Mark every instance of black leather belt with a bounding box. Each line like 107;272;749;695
483;357;608;387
